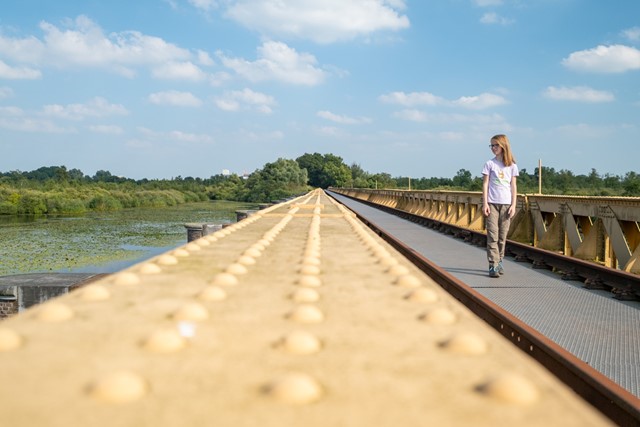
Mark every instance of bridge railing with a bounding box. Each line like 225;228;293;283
330;188;640;274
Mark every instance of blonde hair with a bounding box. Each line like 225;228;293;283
491;134;516;167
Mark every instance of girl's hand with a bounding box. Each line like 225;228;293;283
483;205;491;217
508;205;516;218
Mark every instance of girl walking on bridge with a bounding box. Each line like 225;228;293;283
482;134;519;278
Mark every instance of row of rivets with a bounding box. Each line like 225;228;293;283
328;194;541;406
85;200;298;403
264;191;324;405
0;196;306;407
128;213;269;363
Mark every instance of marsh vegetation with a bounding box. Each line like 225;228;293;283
0;201;256;275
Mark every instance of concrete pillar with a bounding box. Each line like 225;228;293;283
0;295;18;319
185;223;224;242
184;223;204;242
236;210;258;222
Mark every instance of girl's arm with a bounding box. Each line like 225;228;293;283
509;176;517;218
482;174;490;216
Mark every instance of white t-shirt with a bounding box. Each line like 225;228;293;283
482;158;519;204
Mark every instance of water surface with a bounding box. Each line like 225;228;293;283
0;201;256;275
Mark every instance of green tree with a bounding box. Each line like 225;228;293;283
296;153;325;187
54;166;69;184
517;168;536;193
622;172;640;196
587;168;601;189
296;152;351;188
207;174;246;200
93;170;116;182
557;169;575;193
244;158;309;202
452;169;473;189
370;172;394;189
68;168;86;182
350;163;370;188
322;159;351;188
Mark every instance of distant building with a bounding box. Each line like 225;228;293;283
222;169;230;176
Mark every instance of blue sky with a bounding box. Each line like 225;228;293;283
0;0;639;180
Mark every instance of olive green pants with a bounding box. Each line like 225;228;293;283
486;204;511;266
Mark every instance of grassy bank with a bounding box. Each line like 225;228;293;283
0;184;208;215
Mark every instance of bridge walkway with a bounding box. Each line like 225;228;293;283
329;191;640;399
0;190;625;426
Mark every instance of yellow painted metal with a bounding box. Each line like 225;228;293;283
574;219;600;264
507;209;532;244
0;190;613;426
538;215;564;253
627;244;640;274
332;189;640;274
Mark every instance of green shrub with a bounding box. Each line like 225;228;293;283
17;192;47;214
0;201;18;215
46;194;87;214
89;195;123;211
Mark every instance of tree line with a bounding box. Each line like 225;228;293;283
1;153;638;215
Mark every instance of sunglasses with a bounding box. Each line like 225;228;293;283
489;144;500;149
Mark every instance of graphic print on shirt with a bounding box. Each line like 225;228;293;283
494;169;510;187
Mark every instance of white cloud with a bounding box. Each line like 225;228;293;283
379;91;444;107
214;88;276;114
555;123;613;140
315;125;347;137
188;0;219;12
479;12;514;25
149;90;203;107
452;92;508;109
562;44;640;73
622;27;640;42
380;91;507;109
436;131;466;141
169;130;213;143
393;110;507;126
137;126;214;144
0;87;13;99
0;32;45;63
214;98;240;112
236;128;284;141
197;50;215;66
317;110;372;125
0;115;72;133
0;60;42;79
209;71;233;87
473;0;503;6
0;106;24;116
89;124;124;134
152;61;209;81
217;41;326;85
42;97;128;120
0;15;195;77
225;0;410;44
126;138;153;149
384;0;407;10
392;109;429;122
543;86;614;103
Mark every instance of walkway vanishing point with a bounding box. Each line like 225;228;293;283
0;189;636;427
